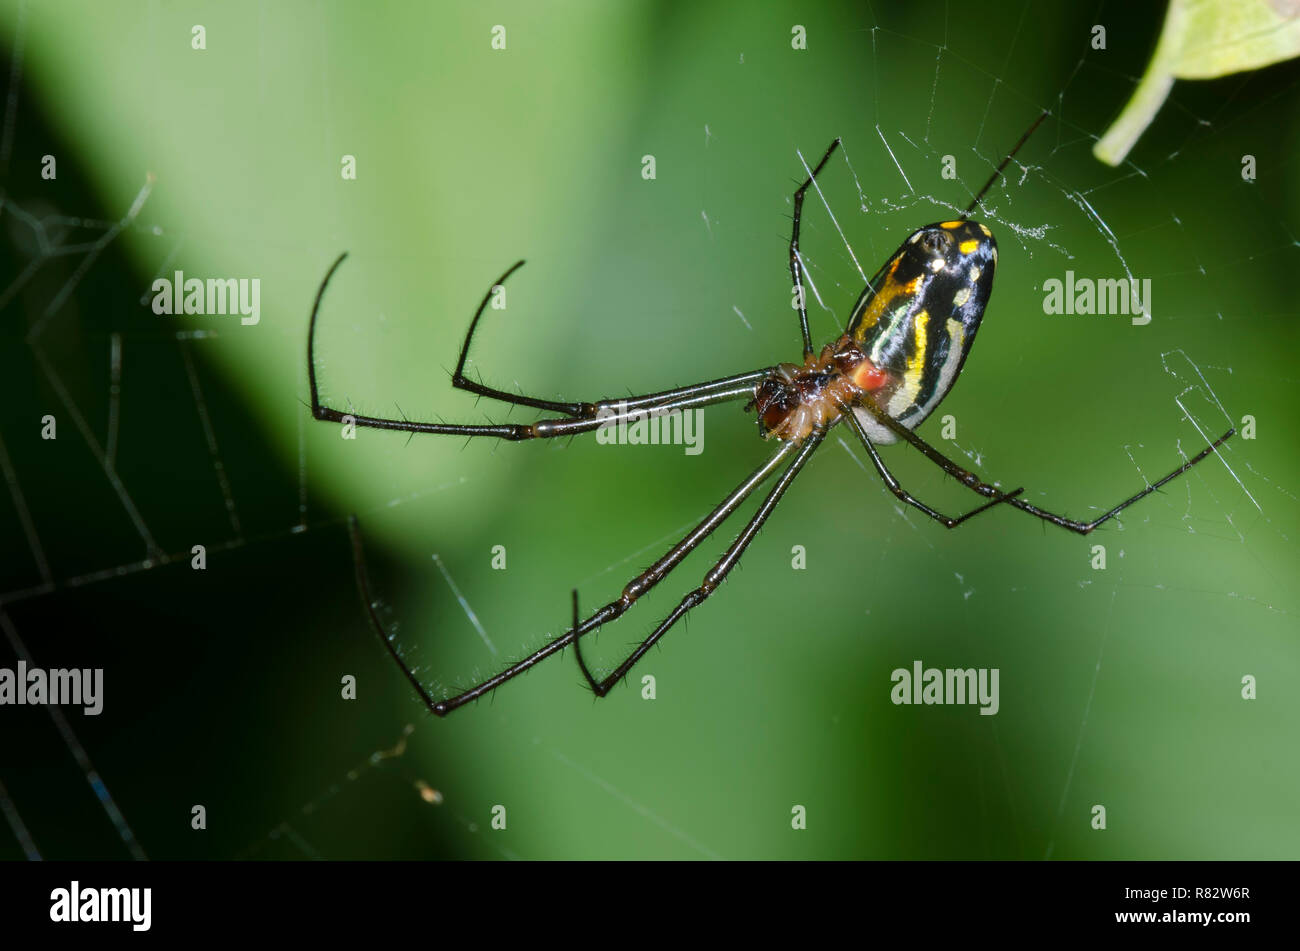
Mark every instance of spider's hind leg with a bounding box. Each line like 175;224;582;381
844;409;1024;527
852;398;1235;535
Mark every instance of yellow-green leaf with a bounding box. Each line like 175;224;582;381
1094;0;1300;165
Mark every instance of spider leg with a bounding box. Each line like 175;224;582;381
573;430;825;698
308;252;769;437
790;138;841;360
349;516;443;708
961;110;1049;218
852;398;1236;535
447;262;768;415
312;380;757;440
597;371;772;413
349;441;801;716
843;409;1024;526
570;589;601;695
448;259;589;416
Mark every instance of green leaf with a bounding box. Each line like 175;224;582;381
1094;0;1300;165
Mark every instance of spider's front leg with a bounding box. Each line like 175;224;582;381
448;259;772;418
789;138;841;359
308;252;768;437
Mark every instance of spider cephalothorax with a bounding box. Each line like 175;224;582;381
748;342;862;442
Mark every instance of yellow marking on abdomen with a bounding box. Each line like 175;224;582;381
959;239;979;254
888;309;929;416
909;317;966;423
853;270;920;338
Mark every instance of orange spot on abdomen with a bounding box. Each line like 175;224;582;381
853;360;891;391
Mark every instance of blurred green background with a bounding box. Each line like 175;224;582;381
0;0;1296;860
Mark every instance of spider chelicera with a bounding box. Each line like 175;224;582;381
307;112;1234;716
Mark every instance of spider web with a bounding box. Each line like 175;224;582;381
0;0;1295;861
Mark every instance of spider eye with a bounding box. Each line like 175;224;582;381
920;230;952;255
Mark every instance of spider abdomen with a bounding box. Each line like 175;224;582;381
845;220;999;442
752;220;997;446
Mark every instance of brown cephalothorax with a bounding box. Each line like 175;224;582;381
750;338;866;442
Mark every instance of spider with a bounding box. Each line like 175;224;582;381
307;112;1234;717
